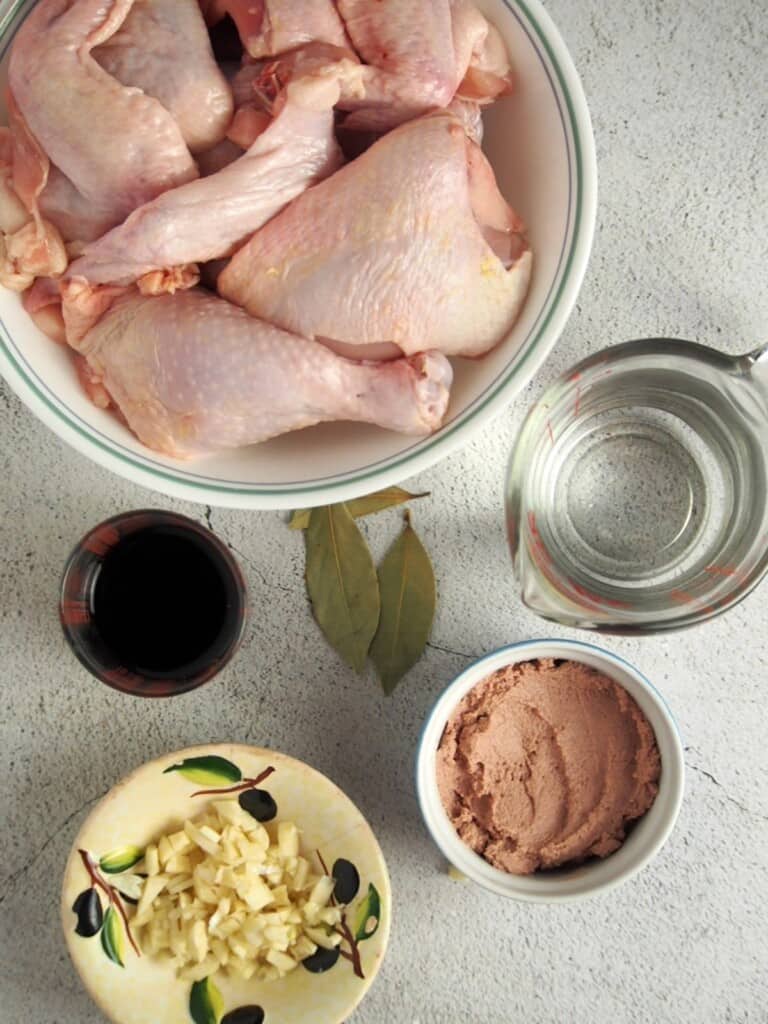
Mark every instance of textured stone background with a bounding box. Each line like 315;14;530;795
1;1;767;1022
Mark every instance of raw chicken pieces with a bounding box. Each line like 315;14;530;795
78;289;453;456
334;0;512;130
9;0;198;238
219;111;531;358
0;0;530;454
208;0;350;59
220;0;512;131
92;0;232;154
66;67;351;289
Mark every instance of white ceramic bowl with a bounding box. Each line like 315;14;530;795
0;0;596;508
416;640;684;902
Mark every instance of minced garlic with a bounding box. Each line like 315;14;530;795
130;800;341;982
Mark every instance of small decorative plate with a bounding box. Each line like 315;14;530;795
61;745;391;1024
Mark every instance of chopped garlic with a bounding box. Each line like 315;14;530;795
131;800;342;981
144;844;160;877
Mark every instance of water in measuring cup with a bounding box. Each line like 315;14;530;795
520;360;766;613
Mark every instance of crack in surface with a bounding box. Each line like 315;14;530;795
687;763;768;823
425;640;477;660
0;791;105;905
200;506;292;594
226;539;293;594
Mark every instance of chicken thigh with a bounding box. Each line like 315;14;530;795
219;110;531;359
78;289;453;456
92;0;233;153
9;0;198;237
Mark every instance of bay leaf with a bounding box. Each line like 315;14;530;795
305;504;380;672
288;508;312;530
370;514;435;694
289;487;429;530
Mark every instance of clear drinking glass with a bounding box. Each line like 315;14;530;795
506;339;768;631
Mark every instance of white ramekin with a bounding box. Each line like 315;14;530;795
416;639;685;903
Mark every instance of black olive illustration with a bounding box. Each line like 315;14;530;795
72;887;103;937
332;859;360;904
302;946;341;974
221;1007;265;1024
238;788;277;822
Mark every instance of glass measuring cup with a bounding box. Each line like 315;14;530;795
506;338;768;631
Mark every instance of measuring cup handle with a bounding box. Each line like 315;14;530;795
739;342;768;391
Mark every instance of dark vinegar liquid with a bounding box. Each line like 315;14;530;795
91;526;229;675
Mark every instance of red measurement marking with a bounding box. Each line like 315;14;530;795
547;420;555;445
568;371;582;382
669;588;694;605
704;565;736;578
570;580;631;610
596;369;612;380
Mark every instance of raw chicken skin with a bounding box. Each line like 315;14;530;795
334;0;512;130
9;0;198;236
206;0;349;59
93;0;233;153
454;9;514;103
78;289;453;456
66;67;349;290
39;165;125;243
219;111;531;358
337;0;456;129
0;102;68;285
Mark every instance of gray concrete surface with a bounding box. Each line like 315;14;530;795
1;1;767;1022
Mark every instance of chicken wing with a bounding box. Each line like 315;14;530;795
66;64;351;301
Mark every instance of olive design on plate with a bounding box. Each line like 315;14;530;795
302;946;342;974
72;887;103;937
331;858;360;904
221;1007;266;1024
238;788;277;822
190;979;265;1024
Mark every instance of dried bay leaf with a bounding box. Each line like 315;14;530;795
289;487;429;530
370;513;435;694
347;487;430;519
288;508;312;530
305;504;380;672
